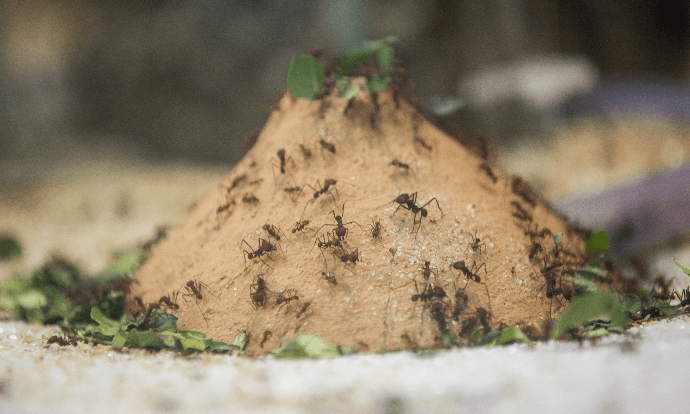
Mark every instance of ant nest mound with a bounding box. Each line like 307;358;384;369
134;82;591;355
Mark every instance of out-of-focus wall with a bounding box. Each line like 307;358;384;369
1;0;689;165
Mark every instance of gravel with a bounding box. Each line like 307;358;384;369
1;316;689;413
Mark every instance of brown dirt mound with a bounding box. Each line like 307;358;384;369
133;82;589;355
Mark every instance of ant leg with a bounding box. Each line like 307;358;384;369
421;197;444;217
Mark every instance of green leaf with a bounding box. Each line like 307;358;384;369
232;332;248;351
552;231;563;256
103;249;147;281
675;258;690;276
15;290;48;310
490;326;533;346
288;55;325;99
366;74;391;93
335;76;361;100
621;294;642;315
577;255;607;278
90;306;123;336
441;329;454;347
123;329;164;349
551;291;628;338
272;334;341;359
111;329;127;348
160;332;207;351
371;36;397;71
0;275;32;295
208;341;239;353
565;273;600;294
0;237;22;259
585;230;610;253
339;50;376;76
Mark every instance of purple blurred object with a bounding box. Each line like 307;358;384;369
555;163;690;258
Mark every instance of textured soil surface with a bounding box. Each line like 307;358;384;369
134;84;589;355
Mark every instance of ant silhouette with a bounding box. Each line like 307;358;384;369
390;192;443;235
250;274;269;309
181;280;217;326
451;260;486;283
317;204;362;241
367;218;385;239
465;230;487;255
241;238;277;269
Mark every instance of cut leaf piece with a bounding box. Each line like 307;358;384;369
288;55;325;99
585;230;610;254
489;326;533;346
0;237;22;259
104;249;147;280
366;74;391;93
675;258;690;276
552;291;628;338
339;50;376;76
232;332;248;351
335;76;361;100
272;334;341;359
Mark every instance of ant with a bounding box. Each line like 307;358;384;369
476;308;492;332
259;330;272;348
313;233;342;252
158;293;179;311
528;242;544;260
276;149;287;173
319;139;336;154
283;185;304;198
250;275;268;309
478;162;497;183
46;334;76;347
317;204;362;241
430;302;448;332
511;176;537;207
291;220;311;234
242;238;277;269
181;280;216;326
242;193;259;204
510;201;532;222
524;225;552;239
320;271;338;286
414;135;432;151
216;199;235;214
465;230;486;255
296;302;312;318
275;289;299;306
451;260;486;283
335;247;359;265
305;178;338;200
299;144;312;159
262;224;286;242
367;218;385;239
391;192;443;234
452;290;468;321
420;260;434;280
228;174;248;192
674;286;690;307
410;280;446;302
390;159;410;170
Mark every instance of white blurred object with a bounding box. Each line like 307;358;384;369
458;55;599;111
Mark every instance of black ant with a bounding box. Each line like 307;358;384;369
431;302;448;332
46;334;76;347
674;286;690;307
420;260;434;280
276;149;287;173
228;174;248;192
367;218;385;239
299;144;312;159
391;192;443;234
476;307;491;331
414;135;432;151
313;232;342;251
317;204;362;241
283;185;304;198
262;224;286;242
478;162;497;183
335;247;359;265
390;159;410;170
528;242;544;260
319;139;336;154
465;230;486;255
510;201;532;222
259;330;272;348
305;178;338;200
511;176;537;207
216;199;235;214
275;289;299;306
410;280;446;302
158;293;179;311
296;302;312;318
524;225;552;239
250;275;268;309
181;280;216;326
242;193;259;204
451;260;485;283
242;238;277;269
452;290;468;321
291;220;311;234
320;271;338;286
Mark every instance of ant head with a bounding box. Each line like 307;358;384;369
424;260;430;266
394;194;409;203
277;148;285;158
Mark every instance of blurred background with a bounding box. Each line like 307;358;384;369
1;0;690;283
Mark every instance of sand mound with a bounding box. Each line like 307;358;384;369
133;83;588;355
